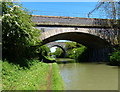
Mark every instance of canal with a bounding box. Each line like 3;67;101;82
57;59;118;90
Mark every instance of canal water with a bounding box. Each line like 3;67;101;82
57;59;118;90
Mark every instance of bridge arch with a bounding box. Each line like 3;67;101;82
49;45;66;58
39;28;114;62
40;28;112;48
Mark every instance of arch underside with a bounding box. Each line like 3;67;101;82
41;32;113;61
42;32;111;48
49;45;66;57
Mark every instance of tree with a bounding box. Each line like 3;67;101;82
2;2;41;62
53;48;64;58
65;42;82;50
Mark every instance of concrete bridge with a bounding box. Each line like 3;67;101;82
32;15;120;62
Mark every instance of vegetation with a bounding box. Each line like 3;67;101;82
109;47;120;66
44;56;55;61
2;60;64;90
2;60;48;90
52;47;64;58
2;2;41;63
56;58;75;64
2;2;64;90
65;42;87;62
38;45;51;61
110;51;120;66
51;63;64;90
65;42;78;49
49;42;87;62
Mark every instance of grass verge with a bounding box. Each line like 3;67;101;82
2;60;64;90
51;63;64;90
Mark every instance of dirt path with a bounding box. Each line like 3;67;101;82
46;63;52;91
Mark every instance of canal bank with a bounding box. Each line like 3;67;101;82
2;60;64;90
58;62;118;90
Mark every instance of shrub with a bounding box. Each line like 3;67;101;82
67;46;87;62
53;48;64;58
2;2;41;62
110;51;120;66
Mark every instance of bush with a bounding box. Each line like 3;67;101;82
65;42;87;62
67;46;87;62
110;51;120;66
53;48;64;58
2;2;41;62
38;45;51;60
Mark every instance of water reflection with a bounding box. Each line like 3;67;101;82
58;63;118;90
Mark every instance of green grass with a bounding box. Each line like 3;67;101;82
51;63;64;90
2;60;64;90
2;60;50;90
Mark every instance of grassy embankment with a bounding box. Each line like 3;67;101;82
2;60;64;90
52;63;64;90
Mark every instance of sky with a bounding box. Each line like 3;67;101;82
21;2;101;18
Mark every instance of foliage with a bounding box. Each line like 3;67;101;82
65;42;87;62
2;2;41;62
65;41;83;50
2;2;64;90
44;56;55;61
52;63;64;90
67;46;87;62
110;50;120;66
52;48;64;58
65;42;77;50
38;45;51;60
56;58;75;64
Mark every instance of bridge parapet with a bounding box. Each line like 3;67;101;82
32;15;113;28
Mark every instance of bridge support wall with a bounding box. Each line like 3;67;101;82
86;47;113;62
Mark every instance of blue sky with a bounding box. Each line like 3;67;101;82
21;2;102;18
